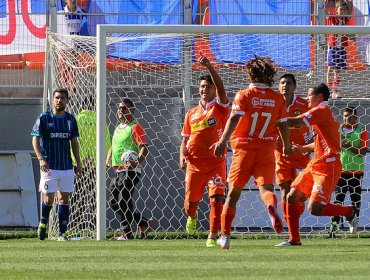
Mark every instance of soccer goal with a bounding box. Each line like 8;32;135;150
46;24;370;240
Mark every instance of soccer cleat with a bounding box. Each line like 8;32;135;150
328;221;339;238
37;222;47;241
57;233;68;242
115;233;129;241
206;238;217;248
217;235;231;250
138;218;155;239
186;215;198;236
274;240;302;247
267;205;283;234
348;216;359;234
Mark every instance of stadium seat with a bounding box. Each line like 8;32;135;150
134;62;170;71
0;54;24;69
23;52;45;70
107;58;133;71
224;63;246;71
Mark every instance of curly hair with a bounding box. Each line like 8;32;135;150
245;55;276;87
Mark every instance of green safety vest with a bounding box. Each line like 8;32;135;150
340;124;365;172
112;120;140;167
72;110;111;166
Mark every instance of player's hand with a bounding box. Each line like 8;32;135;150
283;143;293;157
198;53;211;68
210;140;227;158
39;158;49;173
122;160;139;169
179;154;187;169
75;164;82;178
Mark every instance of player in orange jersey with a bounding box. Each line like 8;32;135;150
212;55;293;249
180;54;229;247
275;74;312;225
275;83;356;246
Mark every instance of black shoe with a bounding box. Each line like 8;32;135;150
37;222;47;240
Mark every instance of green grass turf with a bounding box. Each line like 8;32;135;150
0;238;369;280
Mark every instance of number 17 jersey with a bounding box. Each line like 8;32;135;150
230;83;287;150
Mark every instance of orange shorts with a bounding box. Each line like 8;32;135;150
275;150;311;186
291;159;342;204
228;148;275;188
185;157;226;203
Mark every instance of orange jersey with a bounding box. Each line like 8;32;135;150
182;98;229;159
301;101;340;164
276;95;311;153
230;83;287;150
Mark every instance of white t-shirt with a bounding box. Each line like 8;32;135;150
62;5;84;35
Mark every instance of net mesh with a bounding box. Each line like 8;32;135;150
46;29;370;240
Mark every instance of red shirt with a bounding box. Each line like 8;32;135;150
327;16;350;47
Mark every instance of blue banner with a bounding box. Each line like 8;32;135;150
90;0;182;63
209;0;311;70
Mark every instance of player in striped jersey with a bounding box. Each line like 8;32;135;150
32;88;82;241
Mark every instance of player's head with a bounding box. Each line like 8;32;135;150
279;74;297;98
336;0;349;15
306;83;330;108
245;55;276;87
67;0;78;12
117;98;135;121
342;106;358;126
52;88;69;113
198;74;215;105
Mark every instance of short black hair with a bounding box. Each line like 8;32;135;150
279;73;297;86
199;74;213;85
312;83;330;101
343;106;357;116
53;88;69;99
122;98;134;109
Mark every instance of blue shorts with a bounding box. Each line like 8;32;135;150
327;46;347;70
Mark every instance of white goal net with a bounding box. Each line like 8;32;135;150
46;25;370;240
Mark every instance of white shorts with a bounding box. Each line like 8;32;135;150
39;169;75;194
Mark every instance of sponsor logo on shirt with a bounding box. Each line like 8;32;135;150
251;97;275;107
190;117;216;132
50;133;70;139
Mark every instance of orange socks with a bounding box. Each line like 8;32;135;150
281;201;287;222
321;203;352;217
260;191;277;207
209;200;222;234
286;203;302;244
221;206;236;235
184;202;197;219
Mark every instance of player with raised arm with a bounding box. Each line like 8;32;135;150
275;83;356;246
212;55;292;249
180;54;229;247
275;74;311;224
32;88;82;241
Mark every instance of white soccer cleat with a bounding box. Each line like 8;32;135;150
348;216;359;234
217;235;231;250
274;240;302;247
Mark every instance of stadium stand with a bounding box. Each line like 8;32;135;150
23;52;45;70
0;54;24;69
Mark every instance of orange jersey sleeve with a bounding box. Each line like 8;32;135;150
302;102;340;162
132;123;147;146
230;85;287;149
182;99;229;159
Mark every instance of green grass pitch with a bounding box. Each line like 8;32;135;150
0;237;369;279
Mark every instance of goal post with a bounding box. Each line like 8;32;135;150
46;24;370;241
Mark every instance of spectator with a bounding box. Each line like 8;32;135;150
329;107;368;236
326;0;351;97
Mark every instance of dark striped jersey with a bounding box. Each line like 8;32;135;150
31;111;79;170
